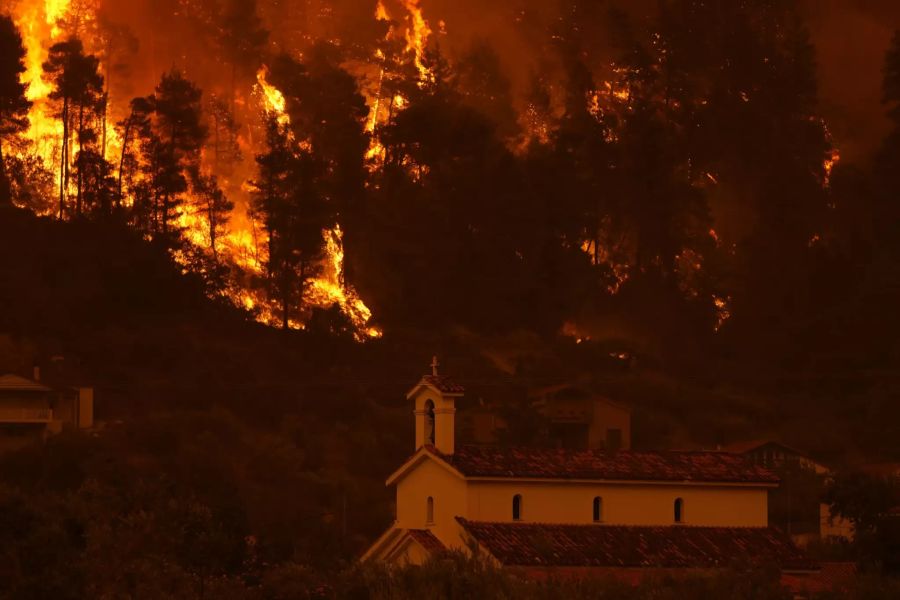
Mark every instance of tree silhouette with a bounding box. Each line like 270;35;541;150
43;38;105;218
130;71;207;240
252;117;328;330
192;172;233;262
0;15;30;206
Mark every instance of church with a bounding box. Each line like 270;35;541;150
362;364;836;587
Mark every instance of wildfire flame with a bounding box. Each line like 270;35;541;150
402;0;433;82
256;67;289;127
11;1;380;340
251;66;381;339
15;0;70;197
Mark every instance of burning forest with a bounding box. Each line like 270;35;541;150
2;0;900;597
0;0;877;348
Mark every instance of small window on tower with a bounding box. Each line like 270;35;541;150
424;400;435;446
426;496;434;525
593;496;603;522
513;494;523;521
674;498;685;523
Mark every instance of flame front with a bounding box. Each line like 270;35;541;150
402;0;433;82
256;67;289;126
11;1;381;340
248;66;381;338
15;0;71;199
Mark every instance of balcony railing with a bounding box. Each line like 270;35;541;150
0;408;53;423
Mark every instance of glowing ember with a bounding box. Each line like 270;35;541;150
823;148;840;187
713;295;732;332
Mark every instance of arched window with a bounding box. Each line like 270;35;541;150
593;496;603;522
674;498;684;523
426;496;434;524
424;400;435;445
512;494;523;521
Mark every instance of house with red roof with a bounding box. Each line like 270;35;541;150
362;363;850;592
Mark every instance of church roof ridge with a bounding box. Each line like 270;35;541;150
437;445;779;484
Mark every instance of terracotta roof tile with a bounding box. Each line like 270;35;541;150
420;375;465;394
457;519;816;570
407;529;446;554
439;446;778;484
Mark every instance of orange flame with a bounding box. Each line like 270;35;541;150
401;0;433;83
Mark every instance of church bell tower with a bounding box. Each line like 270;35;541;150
407;357;464;455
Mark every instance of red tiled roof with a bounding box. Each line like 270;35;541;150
439;446;779;484
420;375;465;394
457;519;817;571
407;529;446;554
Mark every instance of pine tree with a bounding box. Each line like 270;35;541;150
131;71;207;239
43;38;105;218
0;15;31;205
192;173;234;262
251;117;327;330
874;31;900;256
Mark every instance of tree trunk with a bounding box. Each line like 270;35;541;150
102;70;110;160
0;141;10;205
76;102;85;216
162;191;169;235
117;116;133;210
207;191;218;262
59;97;69;220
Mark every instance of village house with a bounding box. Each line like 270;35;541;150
724;440;831;475
468;382;632;450
529;383;632;451
363;365;845;591
724;439;855;543
0;368;93;442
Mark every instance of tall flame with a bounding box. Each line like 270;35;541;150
401;0;433;82
15;0;71;187
256;67;289;127
250;67;381;338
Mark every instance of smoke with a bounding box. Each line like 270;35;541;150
422;0;896;162
799;0;900;162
